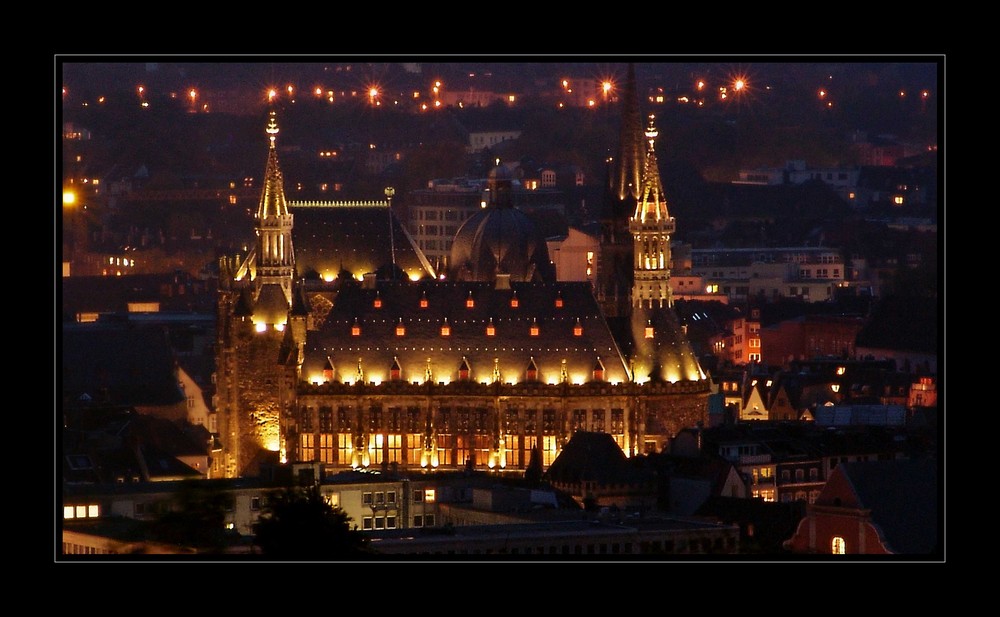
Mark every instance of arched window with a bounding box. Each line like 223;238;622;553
831;536;846;554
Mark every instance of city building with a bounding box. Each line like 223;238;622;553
215;98;709;479
782;457;938;555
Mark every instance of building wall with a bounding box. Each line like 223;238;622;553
546;228;600;283
762;317;864;366
290;383;709;473
784;505;890;555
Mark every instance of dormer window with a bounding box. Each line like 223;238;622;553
373;293;382;309
395;319;406;336
645;321;654;339
458;357;471;381
466;292;475;308
510;293;519;308
351;320;361;336
573;318;583;337
486;318;495;336
440;319;451;337
323;357;335;382
529;319;540;337
390;357;402;381
593;357;605;382
554;293;564;308
419;292;428;309
526;357;538;382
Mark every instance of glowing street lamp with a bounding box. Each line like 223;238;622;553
385;186;396;273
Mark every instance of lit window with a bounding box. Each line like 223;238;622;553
466;295;475;308
419;296;428;308
573;320;583;336
424;489;436;503
396;321;406;336
486;320;495;336
63;506;75;519
374;296;382;308
555;296;564;308
645;325;654;339
352;323;361;336
510;296;519;308
832;537;846;554
530;322;540;337
440;322;451;336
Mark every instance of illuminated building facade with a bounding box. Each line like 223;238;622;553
215;111;308;478
217;102;710;479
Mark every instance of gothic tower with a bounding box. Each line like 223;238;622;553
215;110;304;478
628;112;704;386
598;63;644;318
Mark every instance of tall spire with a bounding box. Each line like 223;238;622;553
253;109;295;305
630;112;675;310
258;110;290;220
633;113;670;223
613;63;644;203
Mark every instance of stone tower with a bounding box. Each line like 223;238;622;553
215;110;306;478
628;112;704;386
598;62;644;318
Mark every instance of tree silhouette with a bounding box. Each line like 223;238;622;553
149;480;235;553
253;484;372;559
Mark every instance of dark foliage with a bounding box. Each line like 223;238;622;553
253;484;372;559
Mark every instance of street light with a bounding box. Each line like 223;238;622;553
385;186;396;277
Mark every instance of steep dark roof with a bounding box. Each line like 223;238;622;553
290;204;434;282
544;431;631;485
831;457;938;555
304;280;629;385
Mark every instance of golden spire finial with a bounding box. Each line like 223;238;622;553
266;110;279;147
645;113;658;146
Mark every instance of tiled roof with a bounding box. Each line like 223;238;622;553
304;280;629;385
290;205;434;282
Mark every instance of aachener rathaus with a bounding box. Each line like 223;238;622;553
215;68;709;479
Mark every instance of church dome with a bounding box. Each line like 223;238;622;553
449;162;554;283
448;207;554;282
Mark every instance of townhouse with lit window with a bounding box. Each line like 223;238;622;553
690;247;848;304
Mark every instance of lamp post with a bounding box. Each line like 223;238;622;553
385;186;396;277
